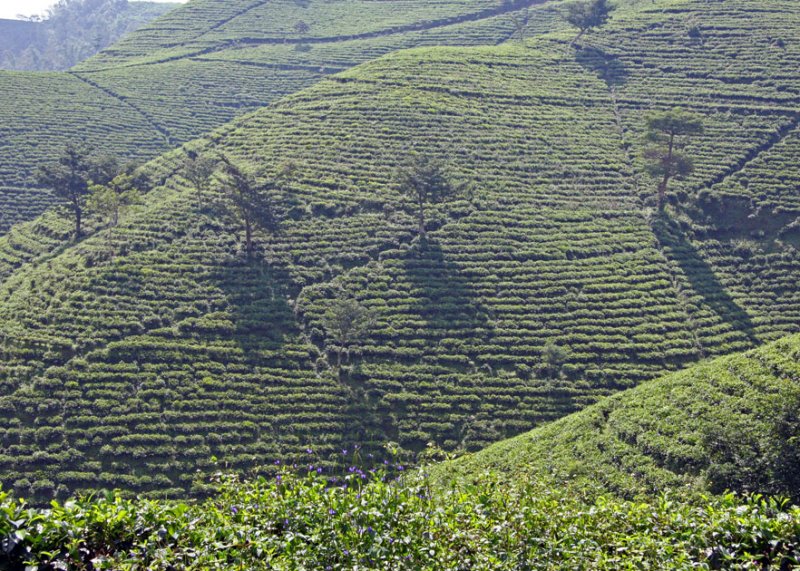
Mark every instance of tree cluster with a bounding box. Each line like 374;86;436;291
36;143;144;238
0;0;175;71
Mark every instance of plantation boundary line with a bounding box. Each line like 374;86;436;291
190;57;346;74
699;113;800;192
77;0;552;73
195;0;271;39
67;71;175;147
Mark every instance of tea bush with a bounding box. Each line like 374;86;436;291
2;463;800;570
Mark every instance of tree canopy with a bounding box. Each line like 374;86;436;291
565;0;614;45
321;295;377;369
218;155;279;256
36;143;117;238
395;155;458;239
643;108;705;209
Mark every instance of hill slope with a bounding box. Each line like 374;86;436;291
437;333;800;501
0;0;560;233
0;0;798;501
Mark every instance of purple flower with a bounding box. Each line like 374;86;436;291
231;506;239;515
306;448;313;454
329;508;336;515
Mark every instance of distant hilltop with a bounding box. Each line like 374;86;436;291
0;0;177;71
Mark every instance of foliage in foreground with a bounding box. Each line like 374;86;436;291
2;464;800;571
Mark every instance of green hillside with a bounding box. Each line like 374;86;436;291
0;0;798;502
437;333;800;501
0;0;560;233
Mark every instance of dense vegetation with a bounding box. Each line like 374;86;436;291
0;0;562;233
438;334;800;502
0;0;798;500
0;0;178;71
3;464;800;570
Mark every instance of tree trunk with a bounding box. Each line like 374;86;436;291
658;132;675;210
74;200;82;239
245;218;253;256
417;198;426;239
571;28;587;47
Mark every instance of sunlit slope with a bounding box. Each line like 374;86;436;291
437;334;800;500
78;0;548;68
0;0;799;501
0;72;169;233
576;0;800;345
0;0;559;234
0;40;702;499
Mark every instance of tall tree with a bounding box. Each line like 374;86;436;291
395;155;457;240
510;8;530;43
643;108;705;209
321;296;376;369
87;169;142;227
183;151;217;203
36;143;112;239
218;155;279;257
565;0;614;46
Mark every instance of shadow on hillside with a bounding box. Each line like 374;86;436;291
209;257;298;367
403;238;492;351
212;255;391;460
575;46;628;88
651;215;759;346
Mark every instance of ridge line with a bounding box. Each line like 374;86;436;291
77;0;551;73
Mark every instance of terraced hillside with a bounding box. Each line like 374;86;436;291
437;333;800;501
0;0;563;233
0;0;799;501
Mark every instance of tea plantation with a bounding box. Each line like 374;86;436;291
438;333;800;502
0;0;796;503
0;0;563;233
